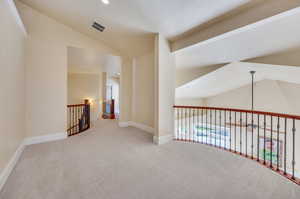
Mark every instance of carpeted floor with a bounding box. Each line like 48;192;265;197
1;120;300;199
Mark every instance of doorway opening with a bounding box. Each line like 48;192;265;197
66;46;121;133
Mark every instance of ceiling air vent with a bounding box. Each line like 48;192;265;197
92;22;105;32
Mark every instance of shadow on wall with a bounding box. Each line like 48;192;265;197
176;64;224;88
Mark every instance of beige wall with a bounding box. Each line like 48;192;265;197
107;76;120;114
68;73;102;122
0;0;26;175
175;98;205;107
132;51;155;128
120;58;133;123
247;47;300;67
155;34;176;138
205;79;300;115
176;64;224;88
16;1;120;137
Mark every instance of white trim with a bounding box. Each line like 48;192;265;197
129;122;154;134
176;7;300;53
6;0;27;36
153;134;173;145
0;142;25;191
23;132;67;146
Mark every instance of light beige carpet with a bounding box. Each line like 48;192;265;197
1;120;300;199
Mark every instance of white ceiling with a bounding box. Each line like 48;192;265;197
175;7;300;69
176;62;300;99
19;0;248;57
133;0;249;39
68;47;121;75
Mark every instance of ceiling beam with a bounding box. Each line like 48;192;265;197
171;0;300;52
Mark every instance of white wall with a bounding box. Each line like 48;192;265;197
68;73;102;122
154;34;176;142
0;0;26;176
16;1;120;137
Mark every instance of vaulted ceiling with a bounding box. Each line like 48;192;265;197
175;7;300;69
176;62;300;99
18;0;300;70
19;0;249;57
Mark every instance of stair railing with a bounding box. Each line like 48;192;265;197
67;100;90;136
174;105;300;185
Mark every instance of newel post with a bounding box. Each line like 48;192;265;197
84;99;91;129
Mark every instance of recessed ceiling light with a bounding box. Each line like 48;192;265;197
102;0;110;5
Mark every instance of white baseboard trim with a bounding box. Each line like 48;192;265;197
128;122;154;134
153;134;173;145
23;132;67;146
0;142;25;191
0;132;68;192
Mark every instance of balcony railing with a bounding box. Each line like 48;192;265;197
174;105;300;186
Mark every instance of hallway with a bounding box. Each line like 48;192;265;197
1;120;300;199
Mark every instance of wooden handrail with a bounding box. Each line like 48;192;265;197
67;104;85;108
173;105;300;120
